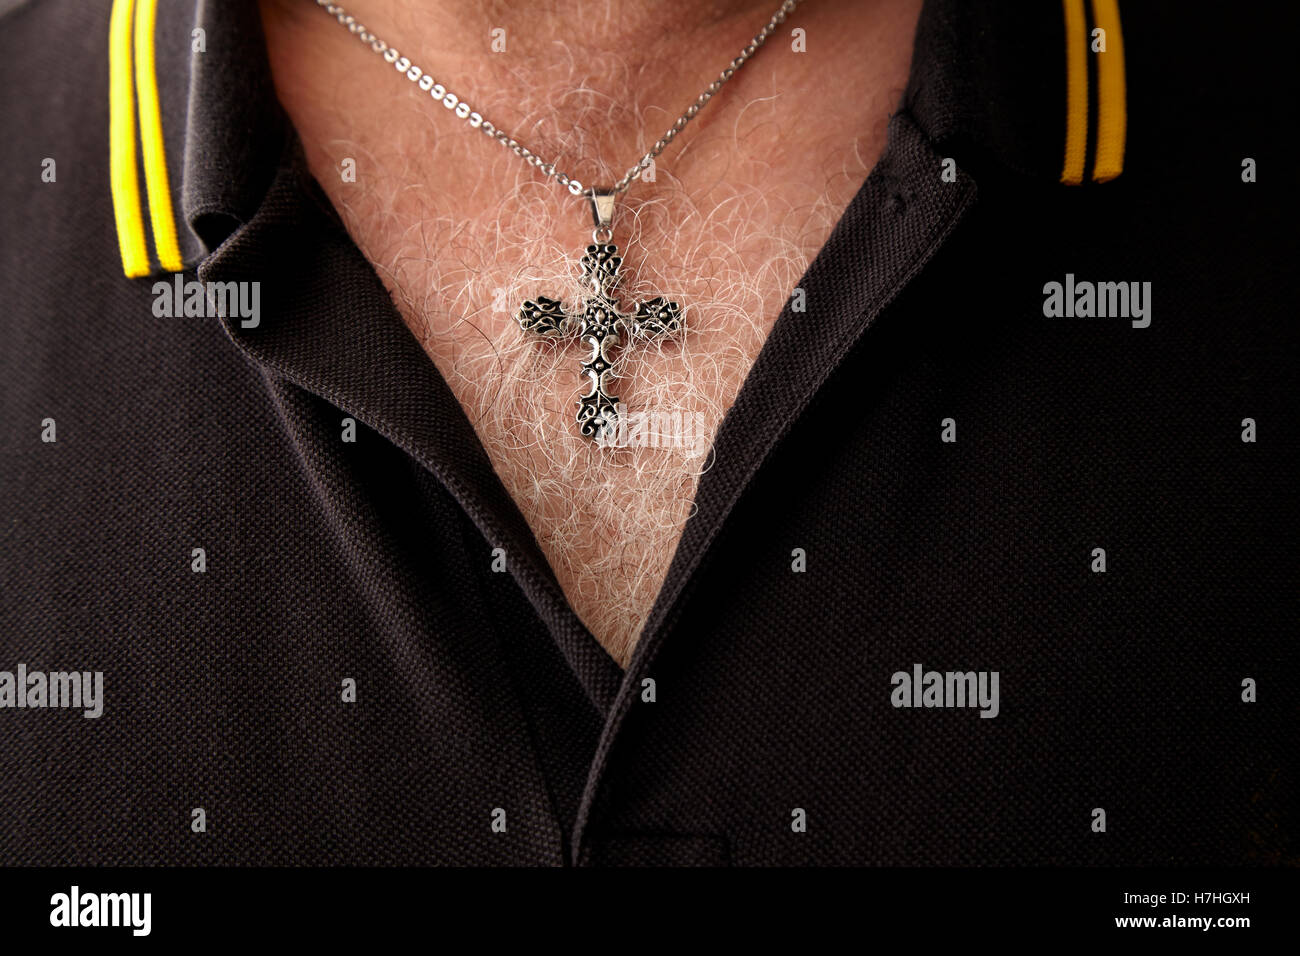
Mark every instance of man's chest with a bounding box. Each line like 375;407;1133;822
318;165;860;662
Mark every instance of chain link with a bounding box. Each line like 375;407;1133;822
313;0;800;202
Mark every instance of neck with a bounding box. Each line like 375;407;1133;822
381;0;781;56
260;0;925;208
280;0;784;58
263;0;826;188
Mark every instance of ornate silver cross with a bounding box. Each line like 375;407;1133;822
518;191;682;438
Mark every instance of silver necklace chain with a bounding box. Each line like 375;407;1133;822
312;0;801;201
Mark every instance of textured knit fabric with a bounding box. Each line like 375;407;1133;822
0;0;1294;866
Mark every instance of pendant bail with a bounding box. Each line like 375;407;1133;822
589;188;616;243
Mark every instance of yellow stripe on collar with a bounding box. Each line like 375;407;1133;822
109;0;149;277
134;0;184;272
109;0;185;277
1059;0;1128;185
1090;0;1128;183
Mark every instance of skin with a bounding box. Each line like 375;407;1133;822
258;0;923;665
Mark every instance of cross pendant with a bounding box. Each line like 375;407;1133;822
518;229;682;439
